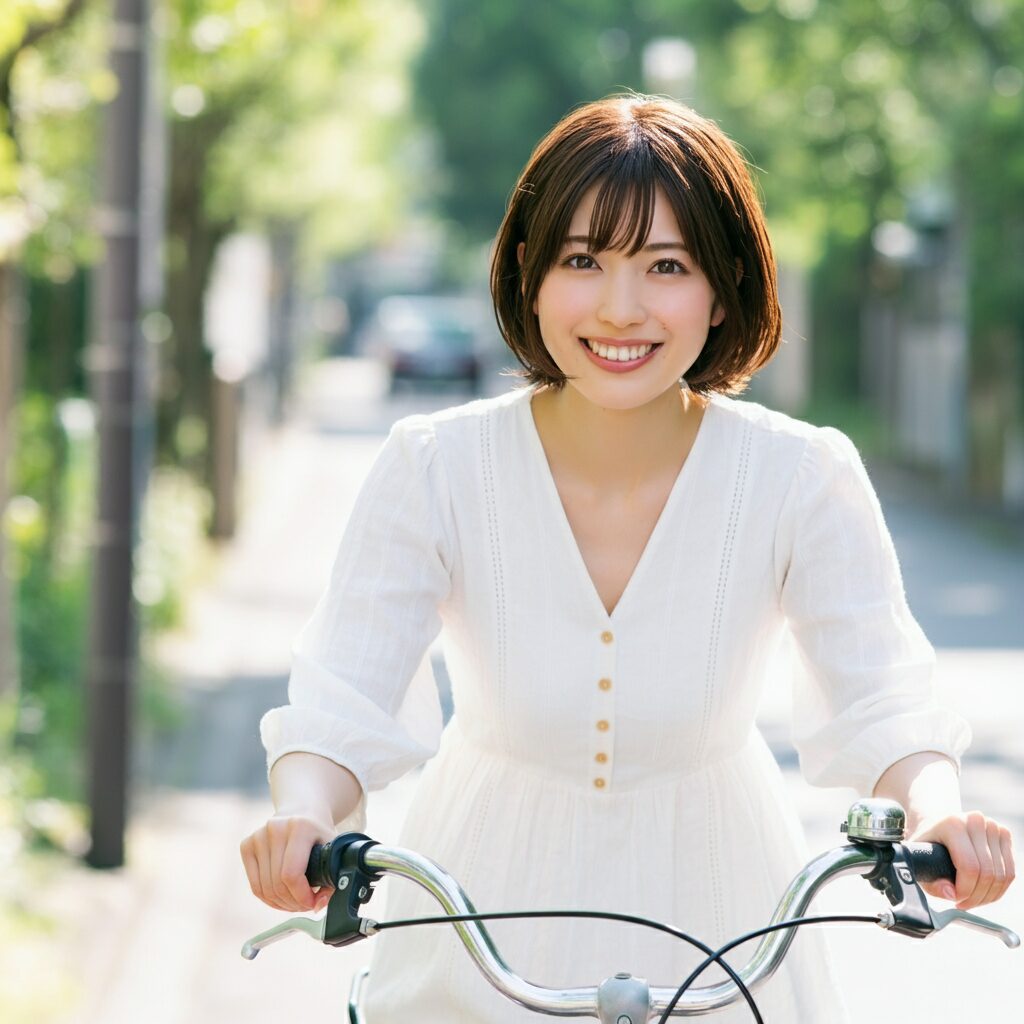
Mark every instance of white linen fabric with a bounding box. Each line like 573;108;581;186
261;385;971;1023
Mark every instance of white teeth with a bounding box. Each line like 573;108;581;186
584;339;655;361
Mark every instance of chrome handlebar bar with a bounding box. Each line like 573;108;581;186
241;800;1019;1020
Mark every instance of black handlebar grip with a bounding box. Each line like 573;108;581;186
306;841;333;889
905;842;956;885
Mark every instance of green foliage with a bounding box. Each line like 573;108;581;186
2;1;106;272
164;0;427;266
4;394;92;800
3;394;208;805
414;0;649;238
134;465;214;633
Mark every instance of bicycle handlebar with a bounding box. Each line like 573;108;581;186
242;799;1018;1020
302;839;957;908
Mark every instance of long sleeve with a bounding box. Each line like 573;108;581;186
260;414;455;793
774;425;971;795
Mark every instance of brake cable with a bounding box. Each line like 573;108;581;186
655;913;879;1023
375;908;764;1021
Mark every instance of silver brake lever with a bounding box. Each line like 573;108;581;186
929;907;1020;949
877;906;1020;948
241;914;326;960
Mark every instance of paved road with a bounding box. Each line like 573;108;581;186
56;358;1023;1023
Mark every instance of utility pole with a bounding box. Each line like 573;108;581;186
85;0;148;869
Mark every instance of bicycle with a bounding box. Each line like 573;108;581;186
242;798;1019;1022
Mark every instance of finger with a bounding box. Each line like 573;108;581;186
921;877;957;902
281;827;317;910
970;818;1001;908
240;834;263;901
267;819;303;910
945;827;980;908
958;814;995;909
1002;829;1016;895
253;827;285;910
986;823;1012;904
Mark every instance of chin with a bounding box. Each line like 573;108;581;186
570;378;681;413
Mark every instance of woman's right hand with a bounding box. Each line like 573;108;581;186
240;811;335;913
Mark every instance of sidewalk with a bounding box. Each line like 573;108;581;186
48;359;1024;1022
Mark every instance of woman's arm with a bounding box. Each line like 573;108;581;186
241;752;364;913
270;750;363;823
873;751;1015;910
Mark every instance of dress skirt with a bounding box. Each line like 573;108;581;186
360;721;852;1023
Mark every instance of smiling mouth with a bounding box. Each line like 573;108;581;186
580;338;663;362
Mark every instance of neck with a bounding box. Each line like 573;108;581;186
531;383;707;492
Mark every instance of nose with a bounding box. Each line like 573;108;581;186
596;270;645;328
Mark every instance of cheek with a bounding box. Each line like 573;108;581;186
659;285;719;326
537;277;589;328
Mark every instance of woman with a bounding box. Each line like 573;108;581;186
241;95;1014;1021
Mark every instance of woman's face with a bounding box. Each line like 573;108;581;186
529;185;724;412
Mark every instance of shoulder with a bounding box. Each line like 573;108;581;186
709;392;861;474
382;390;533;494
390;387;531;447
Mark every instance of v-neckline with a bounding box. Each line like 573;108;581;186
520;387;717;623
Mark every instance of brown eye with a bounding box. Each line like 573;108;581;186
565;254;597;270
652;258;686;275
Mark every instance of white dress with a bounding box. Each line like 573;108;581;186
261;386;971;1022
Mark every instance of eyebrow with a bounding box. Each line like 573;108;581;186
563;235;688;253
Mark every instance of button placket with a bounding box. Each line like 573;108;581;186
592;629;616;790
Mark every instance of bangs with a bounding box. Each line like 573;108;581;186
578;150;660;256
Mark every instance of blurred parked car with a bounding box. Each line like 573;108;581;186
360;295;486;393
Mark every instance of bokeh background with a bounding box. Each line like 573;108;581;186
1;1;1022;1021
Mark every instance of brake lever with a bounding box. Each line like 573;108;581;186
866;843;1019;949
241;914;328;960
925;906;1020;949
241;908;380;960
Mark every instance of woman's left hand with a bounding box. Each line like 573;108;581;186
908;811;1015;910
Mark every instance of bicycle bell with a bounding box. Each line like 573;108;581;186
841;799;906;843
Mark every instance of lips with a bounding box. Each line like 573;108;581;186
579;337;662;372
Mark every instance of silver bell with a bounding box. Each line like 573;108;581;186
841;798;906;842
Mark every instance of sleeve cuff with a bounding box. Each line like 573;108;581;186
260;705;436;793
799;707;972;796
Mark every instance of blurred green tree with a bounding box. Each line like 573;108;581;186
1;0;96;710
414;0;650;239
160;0;425;471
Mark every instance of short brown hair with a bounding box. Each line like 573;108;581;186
490;95;781;396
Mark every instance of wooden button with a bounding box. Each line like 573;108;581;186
598;678;612;691
601;630;614;644
595;752;608;764
593;778;606;789
596;720;609;732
